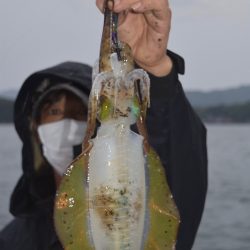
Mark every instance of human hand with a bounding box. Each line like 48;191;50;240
96;0;172;77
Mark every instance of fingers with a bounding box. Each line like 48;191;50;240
96;0;114;12
96;0;141;12
96;0;169;13
96;0;104;12
117;0;169;13
151;4;171;22
115;0;144;12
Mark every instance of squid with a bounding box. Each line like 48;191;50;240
54;1;180;249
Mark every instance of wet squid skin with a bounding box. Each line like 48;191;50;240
54;1;180;249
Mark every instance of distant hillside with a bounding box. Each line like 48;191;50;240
196;102;250;123
0;89;18;100
0;98;14;123
1;85;250;123
2;85;250;106
186;85;250;108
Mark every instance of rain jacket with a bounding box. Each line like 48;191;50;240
0;51;207;250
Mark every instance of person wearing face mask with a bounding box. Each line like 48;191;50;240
34;86;89;183
0;1;207;249
0;62;93;250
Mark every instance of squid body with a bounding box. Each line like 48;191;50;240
54;1;180;249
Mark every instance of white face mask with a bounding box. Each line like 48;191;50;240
37;119;87;176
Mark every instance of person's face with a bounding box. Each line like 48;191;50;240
35;90;88;183
38;90;87;125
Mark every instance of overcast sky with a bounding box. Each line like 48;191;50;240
0;0;249;92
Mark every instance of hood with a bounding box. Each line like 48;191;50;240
10;62;92;217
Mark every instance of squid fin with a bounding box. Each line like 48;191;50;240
54;154;93;250
145;148;180;250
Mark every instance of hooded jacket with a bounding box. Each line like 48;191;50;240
0;51;207;250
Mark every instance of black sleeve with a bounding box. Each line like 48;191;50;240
145;50;208;250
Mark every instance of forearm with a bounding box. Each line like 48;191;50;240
144;51;182;168
145;51;207;250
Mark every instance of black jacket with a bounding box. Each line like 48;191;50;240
0;51;207;250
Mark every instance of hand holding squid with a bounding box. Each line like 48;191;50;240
96;0;173;76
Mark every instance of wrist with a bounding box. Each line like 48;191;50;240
137;55;173;77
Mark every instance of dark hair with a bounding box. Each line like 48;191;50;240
34;89;87;124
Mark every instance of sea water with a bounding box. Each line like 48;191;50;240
0;124;250;250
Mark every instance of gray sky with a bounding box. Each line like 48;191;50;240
0;0;249;92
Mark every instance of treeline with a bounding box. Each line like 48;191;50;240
195;102;250;123
0;98;14;123
1;97;250;124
